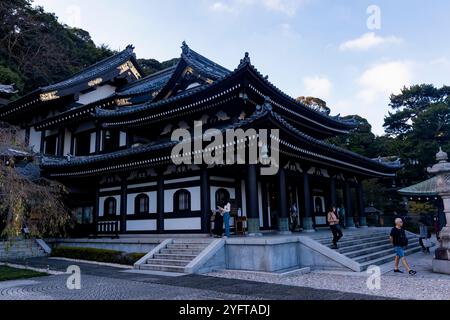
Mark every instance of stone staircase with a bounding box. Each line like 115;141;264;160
138;239;212;273
0;239;48;261
314;229;423;271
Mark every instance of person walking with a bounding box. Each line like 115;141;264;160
390;218;417;275
328;206;343;249
218;200;231;239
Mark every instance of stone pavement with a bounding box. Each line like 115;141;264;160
0;257;386;300
208;248;450;300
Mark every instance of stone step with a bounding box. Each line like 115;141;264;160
154;253;198;261
160;248;204;255
344;243;395;259
172;239;212;245
322;234;417;248
139;264;186;273
146;258;191;266
355;244;422;263
166;244;208;250
315;232;388;242
321;235;391;247
337;239;391;254
359;246;423;271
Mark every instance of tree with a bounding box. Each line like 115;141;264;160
0;121;73;239
384;84;450;183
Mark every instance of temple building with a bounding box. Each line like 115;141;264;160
0;43;401;237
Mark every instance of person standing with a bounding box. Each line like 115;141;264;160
418;221;431;253
328;206;343;249
218;200;231;239
212;208;224;238
390;218;417;275
338;205;346;229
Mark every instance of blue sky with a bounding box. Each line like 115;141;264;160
33;0;450;135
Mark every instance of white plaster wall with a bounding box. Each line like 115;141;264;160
164;218;201;231
98;195;121;217
164;187;200;213
78;85;116;105
90;132;96;154
119;131;127;147
29;127;41;153
127;191;157;215
63;129;71;156
126;220;157;232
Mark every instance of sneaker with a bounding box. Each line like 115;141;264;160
331;244;338;250
394;269;404;273
409;270;417;276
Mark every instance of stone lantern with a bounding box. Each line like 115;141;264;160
428;148;450;274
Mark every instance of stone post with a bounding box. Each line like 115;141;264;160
428;148;450;274
357;182;368;228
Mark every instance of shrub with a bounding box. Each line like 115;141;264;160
51;246;145;265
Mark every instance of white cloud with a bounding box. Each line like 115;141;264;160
209;2;235;13
208;0;307;16
356;61;413;104
302;76;332;100
339;32;403;51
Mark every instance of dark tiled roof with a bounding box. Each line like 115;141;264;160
0;84;17;95
181;42;231;80
269;110;401;173
41;108;268;170
398;177;438;196
117;65;177;96
42;46;137;92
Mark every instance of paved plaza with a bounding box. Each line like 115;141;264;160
208;247;450;300
0;257;384;300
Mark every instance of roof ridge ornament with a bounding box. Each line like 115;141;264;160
181;41;191;55
125;44;135;52
238;52;251;68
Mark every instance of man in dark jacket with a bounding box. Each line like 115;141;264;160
390;218;417;275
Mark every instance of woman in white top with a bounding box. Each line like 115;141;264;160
218;200;231;238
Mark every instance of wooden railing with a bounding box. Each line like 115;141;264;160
97;220;119;238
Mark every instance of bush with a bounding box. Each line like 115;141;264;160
51;246;145;265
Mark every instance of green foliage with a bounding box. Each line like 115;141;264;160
51;246;145;265
0;1;177;95
0;266;47;281
384;84;450;184
138;58;179;75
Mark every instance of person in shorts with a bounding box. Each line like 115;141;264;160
390;218;417;275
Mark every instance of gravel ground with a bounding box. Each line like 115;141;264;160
207;270;450;300
207;250;450;300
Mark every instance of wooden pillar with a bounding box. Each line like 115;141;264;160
357;181;368;227
40;130;46;154
302;171;315;232
120;176;127;234
277;167;290;233
93;180;100;237
344;179;356;229
246;164;261;235
157;169;165;233
330;176;337;207
95;127;102;155
200;167;211;233
261;181;269;229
